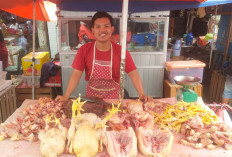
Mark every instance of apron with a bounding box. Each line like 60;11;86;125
86;42;119;99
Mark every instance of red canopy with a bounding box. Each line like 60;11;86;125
0;0;50;21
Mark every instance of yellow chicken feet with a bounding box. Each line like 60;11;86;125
71;94;87;120
95;103;121;129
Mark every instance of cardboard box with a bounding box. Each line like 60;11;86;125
22;75;41;87
22;52;50;76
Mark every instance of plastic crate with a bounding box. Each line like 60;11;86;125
22;75;40;87
0;71;7;84
165;60;206;84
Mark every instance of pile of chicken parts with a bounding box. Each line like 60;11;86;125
180;116;232;150
0;97;66;141
150;101;232;150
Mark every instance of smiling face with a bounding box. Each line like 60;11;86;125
92;17;114;43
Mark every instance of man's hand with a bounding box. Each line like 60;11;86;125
55;95;69;101
139;94;153;102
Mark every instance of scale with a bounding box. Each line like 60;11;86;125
174;76;201;102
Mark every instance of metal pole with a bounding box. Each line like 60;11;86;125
209;5;218;69
157;21;159;48
32;0;36;99
119;0;129;102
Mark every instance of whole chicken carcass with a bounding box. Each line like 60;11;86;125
38;124;67;157
73;121;100;157
103;127;137;157
69;113;105;157
136;126;174;157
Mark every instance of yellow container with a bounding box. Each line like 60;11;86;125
22;52;50;76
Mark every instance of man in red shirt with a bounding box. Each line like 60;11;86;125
56;11;150;101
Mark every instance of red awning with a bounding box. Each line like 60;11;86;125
0;0;50;21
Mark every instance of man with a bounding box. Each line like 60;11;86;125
56;11;149;101
222;59;232;104
0;29;9;70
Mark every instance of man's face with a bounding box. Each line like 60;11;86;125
92;17;114;43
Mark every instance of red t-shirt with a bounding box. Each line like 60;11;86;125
72;41;136;83
0;42;9;70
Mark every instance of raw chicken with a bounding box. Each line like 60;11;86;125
127;100;143;114
67;96;122;157
107;113;131;131
131;111;154;129
71;113;105;157
185;116;204;129
127;100;154;129
144;100;169;115
38;117;67;157
103;127;137;157
136;126;174;157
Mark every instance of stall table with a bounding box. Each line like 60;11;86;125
0;98;232;157
0;82;16;123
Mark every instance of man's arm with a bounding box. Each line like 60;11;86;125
55;69;83;101
127;69;144;96
127;69;153;102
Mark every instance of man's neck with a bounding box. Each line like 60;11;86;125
95;41;111;51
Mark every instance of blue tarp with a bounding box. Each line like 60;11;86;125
57;0;232;13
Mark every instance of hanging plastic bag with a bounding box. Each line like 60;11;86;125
223;109;232;128
215;104;232;128
208;103;232;128
216;107;224;121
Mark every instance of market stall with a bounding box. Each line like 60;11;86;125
0;98;231;157
1;1;232;157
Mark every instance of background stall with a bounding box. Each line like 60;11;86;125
53;0;232;99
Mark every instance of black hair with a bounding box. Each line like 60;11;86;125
91;11;113;28
0;29;4;42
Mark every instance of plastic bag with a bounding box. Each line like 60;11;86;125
215;104;232;128
216;108;224;121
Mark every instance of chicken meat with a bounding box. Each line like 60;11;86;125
38;123;67;157
68;113;105;157
136;126;174;157
103;127;137;157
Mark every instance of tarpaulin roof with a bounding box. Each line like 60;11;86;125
0;0;50;21
55;0;232;12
